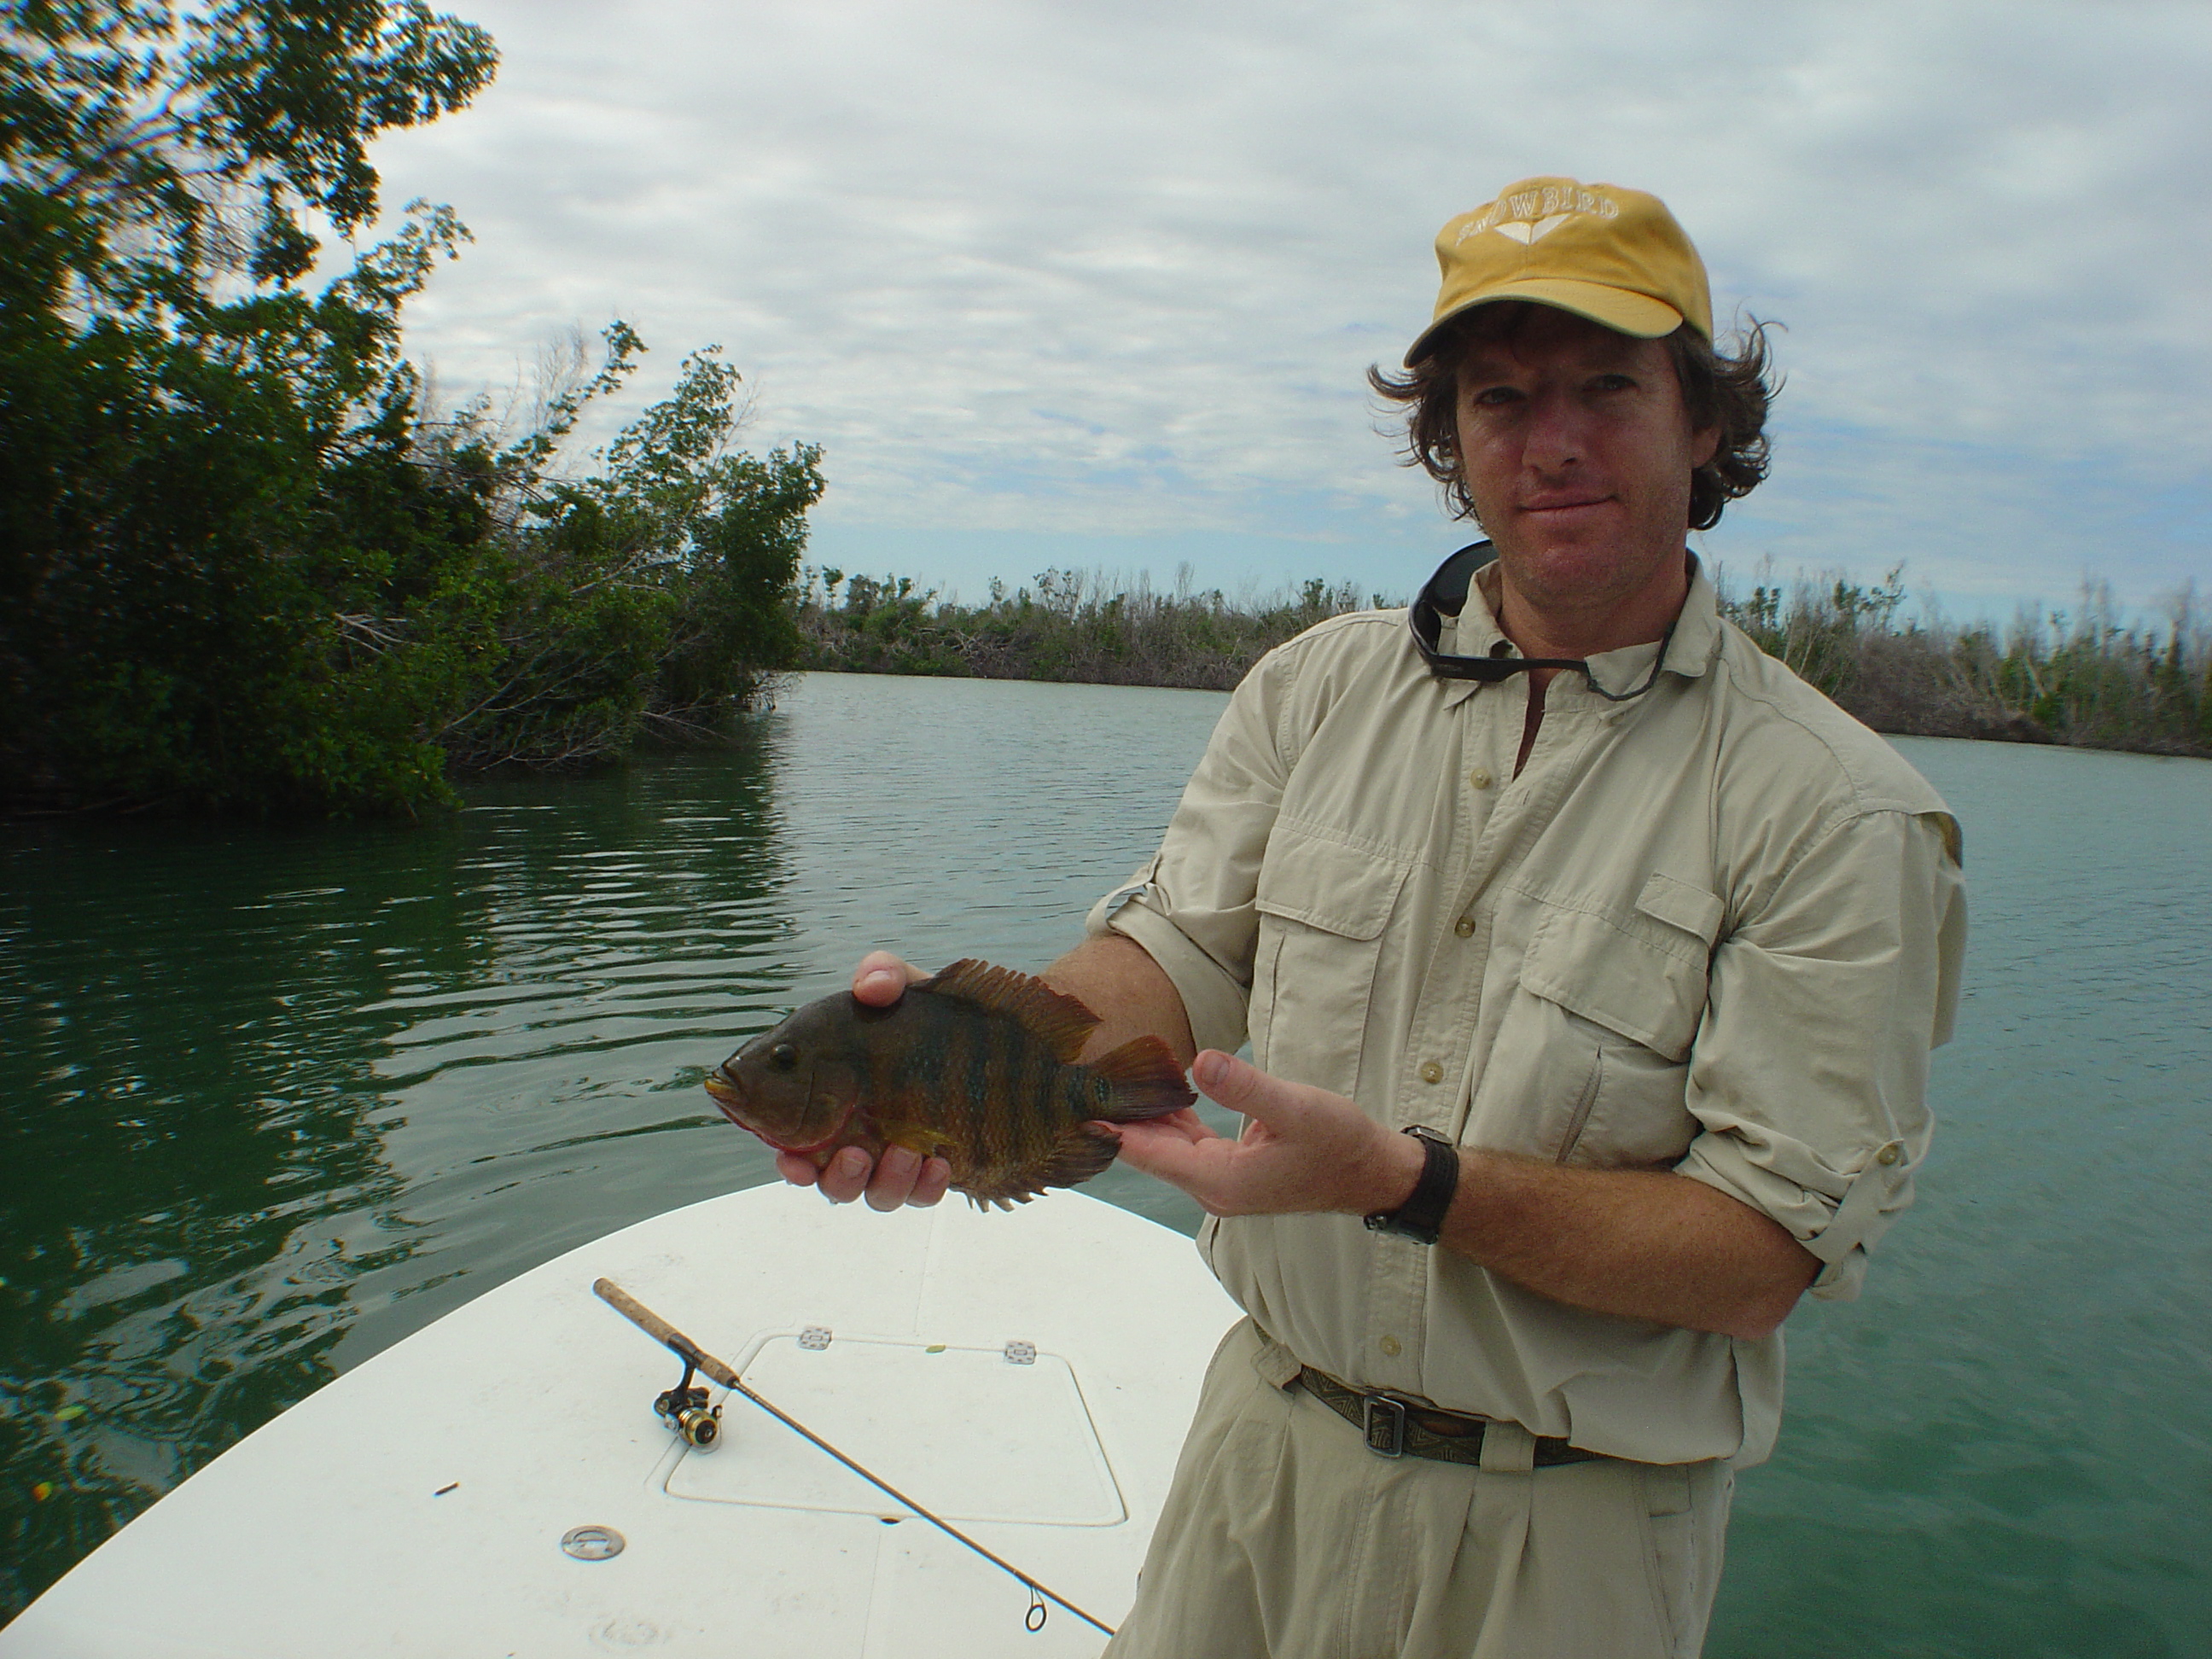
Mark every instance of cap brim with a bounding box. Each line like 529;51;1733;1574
1404;279;1686;366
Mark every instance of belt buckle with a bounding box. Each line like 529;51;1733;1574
1361;1393;1410;1458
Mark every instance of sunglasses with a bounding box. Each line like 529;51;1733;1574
1409;540;1679;704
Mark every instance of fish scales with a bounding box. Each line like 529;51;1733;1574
703;958;1194;1208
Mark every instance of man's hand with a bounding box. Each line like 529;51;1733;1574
1107;1051;1425;1218
774;952;953;1210
1112;1049;1818;1339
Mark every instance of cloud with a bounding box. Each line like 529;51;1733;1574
364;0;2212;610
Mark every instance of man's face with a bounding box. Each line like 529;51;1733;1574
1452;306;1719;627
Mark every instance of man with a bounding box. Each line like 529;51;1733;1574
788;177;1966;1657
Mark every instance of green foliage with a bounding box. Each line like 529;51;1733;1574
795;567;1370;690
1;0;498;311
1718;567;2209;757
425;334;824;768
1722;565;1907;701
803;555;2205;761
0;3;822;815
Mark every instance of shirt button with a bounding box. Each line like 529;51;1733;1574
1468;767;1494;790
1876;1144;1902;1166
1378;1336;1402;1358
1418;1062;1444;1085
1453;915;1475;938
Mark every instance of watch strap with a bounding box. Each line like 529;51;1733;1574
1363;1126;1459;1245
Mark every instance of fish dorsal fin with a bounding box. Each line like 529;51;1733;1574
923;958;1099;1062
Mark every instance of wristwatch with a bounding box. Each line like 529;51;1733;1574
1363;1125;1459;1245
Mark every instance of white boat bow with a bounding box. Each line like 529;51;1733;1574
2;1183;1241;1658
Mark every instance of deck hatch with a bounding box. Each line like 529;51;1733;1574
664;1333;1126;1528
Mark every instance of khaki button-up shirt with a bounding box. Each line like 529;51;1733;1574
1086;562;1965;1465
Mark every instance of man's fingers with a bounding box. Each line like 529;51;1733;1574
1096;1107;1213;1150
908;1155;953;1208
1109;1117;1249;1211
1109;1117;1219;1185
865;1144;923;1211
852;951;925;1008
780;1142;950;1210
817;1145;872;1203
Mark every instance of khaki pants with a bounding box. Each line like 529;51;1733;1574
1106;1320;1732;1659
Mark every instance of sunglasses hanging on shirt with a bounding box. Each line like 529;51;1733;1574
1408;540;1680;705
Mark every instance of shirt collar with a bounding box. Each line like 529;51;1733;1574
1417;543;1722;707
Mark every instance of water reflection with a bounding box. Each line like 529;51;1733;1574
0;717;807;1615
0;675;1233;1618
2;815;432;1610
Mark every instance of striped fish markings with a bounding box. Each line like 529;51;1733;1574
705;959;1195;1208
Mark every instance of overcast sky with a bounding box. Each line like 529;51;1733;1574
364;0;2211;620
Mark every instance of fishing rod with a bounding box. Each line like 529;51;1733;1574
593;1278;1118;1639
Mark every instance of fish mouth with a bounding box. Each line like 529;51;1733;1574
703;1068;748;1125
703;1062;860;1155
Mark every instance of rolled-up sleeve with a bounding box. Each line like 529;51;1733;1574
1082;648;1295;1057
1674;806;1966;1301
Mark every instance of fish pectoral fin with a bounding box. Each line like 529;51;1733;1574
1086;1035;1196;1121
889;1127;956;1159
920;959;1100;1062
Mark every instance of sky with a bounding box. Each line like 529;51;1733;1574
362;0;2212;622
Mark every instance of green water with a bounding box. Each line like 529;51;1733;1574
3;672;2209;1652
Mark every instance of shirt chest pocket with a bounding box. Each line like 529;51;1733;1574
1249;829;1412;1099
1481;878;1721;1167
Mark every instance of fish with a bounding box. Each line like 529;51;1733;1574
704;958;1194;1208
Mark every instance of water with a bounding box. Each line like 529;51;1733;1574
3;674;2208;1651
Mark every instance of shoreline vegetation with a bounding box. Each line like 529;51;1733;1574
794;564;2212;761
2;4;818;820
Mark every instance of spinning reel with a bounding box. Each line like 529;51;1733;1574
651;1354;723;1450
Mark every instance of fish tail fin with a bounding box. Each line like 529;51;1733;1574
1087;1035;1196;1121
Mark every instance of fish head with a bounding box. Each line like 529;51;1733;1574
705;999;865;1155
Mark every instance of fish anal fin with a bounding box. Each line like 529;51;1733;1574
961;1188;1035;1212
960;1123;1121;1208
1045;1121;1124;1189
922;958;1100;1062
1086;1035;1196;1121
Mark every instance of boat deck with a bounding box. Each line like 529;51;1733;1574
2;1183;1241;1657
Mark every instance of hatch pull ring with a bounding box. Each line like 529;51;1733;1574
652;1353;723;1450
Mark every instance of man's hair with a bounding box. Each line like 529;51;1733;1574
1366;304;1778;532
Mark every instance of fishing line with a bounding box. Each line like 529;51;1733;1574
594;1278;1118;1639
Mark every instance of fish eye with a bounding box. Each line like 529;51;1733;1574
769;1042;798;1072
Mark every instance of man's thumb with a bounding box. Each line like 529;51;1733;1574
1193;1050;1267;1115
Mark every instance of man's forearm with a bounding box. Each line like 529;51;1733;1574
1413;1150;1819;1342
1045;932;1196;1068
1048;945;1818;1341
1117;1051;1819;1341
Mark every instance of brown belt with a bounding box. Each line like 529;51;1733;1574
1296;1367;1600;1467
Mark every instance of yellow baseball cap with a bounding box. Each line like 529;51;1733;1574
1405;176;1714;365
